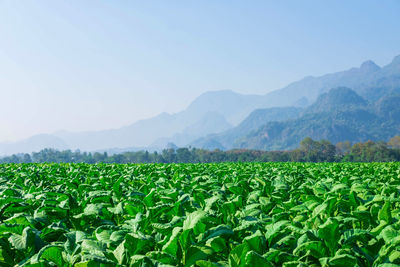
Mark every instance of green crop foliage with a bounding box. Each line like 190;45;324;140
0;162;400;266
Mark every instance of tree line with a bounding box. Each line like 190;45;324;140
1;136;400;164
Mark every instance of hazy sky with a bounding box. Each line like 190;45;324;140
1;1;400;142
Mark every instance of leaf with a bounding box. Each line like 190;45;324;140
8;233;26;250
227;184;244;195
379;225;400;251
244;230;266;254
282;261;308;267
206;237;227;253
228;243;248;267
129;255;153;267
265;220;290;245
94;227;114;244
342;229;373;246
162;227;182;256
113;241;126;265
113;176;124;199
83;204;103;216
199;225;233;242
378;201;392;223
245;251;272;266
196;260;222;267
146;251;177;265
293;241;328;258
8;227;40;252
331;183;348;193
81;239;106;256
124;233;154;256
312;203;327;218
110;230;129;243
184;246;213;266
143;188;156;207
74;255;115;267
389;250;400;264
318;217;340;255
183;210;206;231
329;254;357;266
30;245;64;266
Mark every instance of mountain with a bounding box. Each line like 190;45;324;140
0;134;68;155
260;56;400;107
150;111;232;148
2;55;400;155
304;87;367;114
235;87;400;150
181;90;269;125
191;107;303;150
0;90;270;155
375;94;400;124
53;90;271;151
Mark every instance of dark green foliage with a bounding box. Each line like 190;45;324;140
1;162;400;266
2;137;400;163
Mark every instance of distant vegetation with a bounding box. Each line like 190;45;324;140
198;87;400;151
1;136;400;164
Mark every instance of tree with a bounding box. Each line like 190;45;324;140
299;137;336;162
336;141;352;156
388;136;400;149
23;154;32;163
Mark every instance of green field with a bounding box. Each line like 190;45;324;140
0;163;400;266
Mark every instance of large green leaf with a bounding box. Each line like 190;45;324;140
318;217;340;255
378;201;392;224
329;253;357;266
30;245;65;266
244;251;272;266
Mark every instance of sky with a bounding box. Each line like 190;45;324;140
0;0;400;142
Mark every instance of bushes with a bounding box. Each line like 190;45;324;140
2;137;400;163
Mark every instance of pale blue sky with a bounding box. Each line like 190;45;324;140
0;0;399;141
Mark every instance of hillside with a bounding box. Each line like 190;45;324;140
191;107;303;150
304;87;367;114
1;55;400;155
0;134;68;156
236;88;400;150
53;90;274;151
150;111;233;148
262;56;400;107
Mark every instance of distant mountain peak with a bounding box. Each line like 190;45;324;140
390;55;400;66
305;87;367;114
360;60;380;72
198;89;235;96
320;87;366;105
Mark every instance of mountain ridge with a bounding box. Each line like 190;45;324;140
2;54;400;155
236;87;400;150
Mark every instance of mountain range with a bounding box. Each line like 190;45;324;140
234;87;400;150
1;55;400;155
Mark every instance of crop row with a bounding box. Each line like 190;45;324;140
0;163;399;266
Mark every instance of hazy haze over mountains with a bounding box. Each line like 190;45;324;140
191;56;400;150
235;87;400;150
1;55;400;155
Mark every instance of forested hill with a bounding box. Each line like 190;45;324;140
236;87;400;150
194;86;400;151
1;55;400;155
2;136;400;163
191;107;303;150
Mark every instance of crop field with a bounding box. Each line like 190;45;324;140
0;163;400;266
